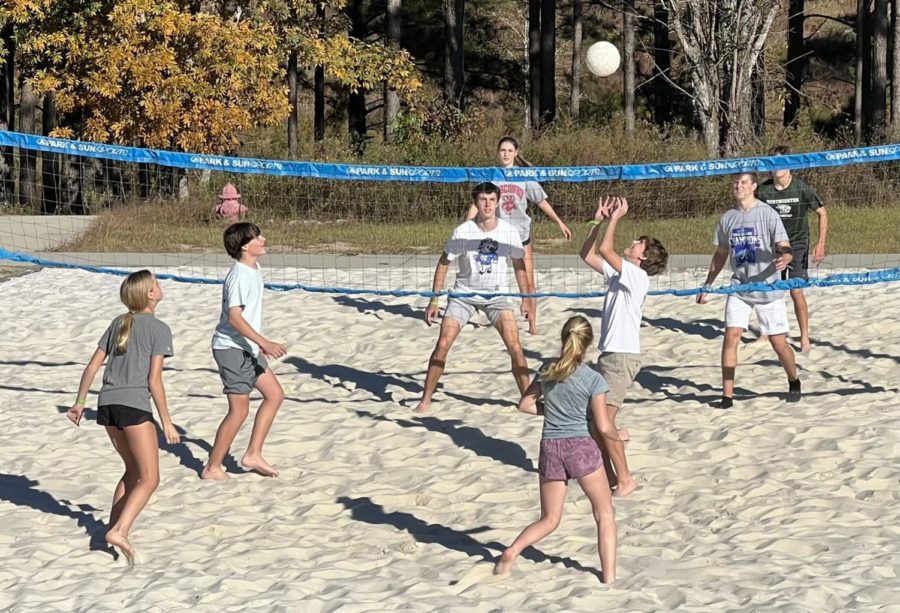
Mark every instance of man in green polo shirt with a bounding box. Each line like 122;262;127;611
756;145;829;352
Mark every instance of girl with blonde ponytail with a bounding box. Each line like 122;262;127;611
67;270;179;565
494;316;621;583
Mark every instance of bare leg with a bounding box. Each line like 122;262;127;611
769;333;799;381
494;477;567;575
242;369;285;477
105;427;138;527
495;311;530;395
415;318;462;412
202;394;250;480
577;468;617;583
603;405;636;498
721;327;743;400
790;288;811;352
523;242;538;335
590;426;617;491
105;421;160;565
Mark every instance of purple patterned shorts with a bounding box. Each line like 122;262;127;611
539;437;602;481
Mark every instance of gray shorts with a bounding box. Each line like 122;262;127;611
444;297;514;327
594;352;641;409
213;348;269;395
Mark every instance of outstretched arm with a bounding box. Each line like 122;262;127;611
67;348;107;426
536;200;572;240
579;196;616;273
597;198;629;274
518;377;544;415
812;207;828;264
512;257;533;326
424;254;451;327
697;244;730;304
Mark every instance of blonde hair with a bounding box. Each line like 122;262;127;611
543;316;594;382
115;270;155;354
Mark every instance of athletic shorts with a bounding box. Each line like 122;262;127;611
443;297;514;327
594;352;641;409
781;245;809;280
213;348;269;395
725;295;789;336
539;437;602;481
98;404;155;429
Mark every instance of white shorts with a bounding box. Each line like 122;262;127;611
724;295;789;336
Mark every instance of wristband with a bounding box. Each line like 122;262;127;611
428;297;440;306
701;284;712;293
587;220;600;227
74;398;86;406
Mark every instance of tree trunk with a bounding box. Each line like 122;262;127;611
18;79;38;213
288;49;298;158
538;0;556;127
653;2;673;125
528;0;541;129
570;0;582;119
752;52;766;138
0;25;14;205
623;0;636;135
384;0;401;142
314;3;326;142
783;0;805;126
892;0;900;136
443;0;465;107
870;0;889;142
348;0;367;150
855;0;865;143
41;94;59;215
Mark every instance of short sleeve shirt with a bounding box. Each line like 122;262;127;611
212;262;264;355
445;219;525;296
98;313;174;413
599;260;650;354
714;201;789;304
757;176;822;246
540;364;610;440
496;181;548;241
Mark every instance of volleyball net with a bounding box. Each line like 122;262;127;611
0;130;898;299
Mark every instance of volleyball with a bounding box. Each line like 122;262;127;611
585;41;621;77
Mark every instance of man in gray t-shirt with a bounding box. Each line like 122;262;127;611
697;172;801;410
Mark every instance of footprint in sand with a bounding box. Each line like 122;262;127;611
449;562;502;594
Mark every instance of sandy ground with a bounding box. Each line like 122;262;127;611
0;266;898;612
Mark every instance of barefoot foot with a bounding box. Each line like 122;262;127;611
612;479;638;498
106;530;135;566
414;398;432;413
201;465;230;481
493;550;516;575
800;338;811;353
241;454;279;477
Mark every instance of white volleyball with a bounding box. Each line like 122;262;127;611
585;41;621;77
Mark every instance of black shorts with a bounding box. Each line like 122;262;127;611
98;405;155;429
522;237;531;247
781;245;809;281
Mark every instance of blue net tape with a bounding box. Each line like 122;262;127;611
2;248;898;299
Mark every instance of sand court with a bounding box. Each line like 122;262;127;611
0;266;898;611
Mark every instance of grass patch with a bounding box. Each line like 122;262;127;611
62;204;900;255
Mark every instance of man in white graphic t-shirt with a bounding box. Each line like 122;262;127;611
415;182;531;413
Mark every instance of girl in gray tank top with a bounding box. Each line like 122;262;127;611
67;270;179;565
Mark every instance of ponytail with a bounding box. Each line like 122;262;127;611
115;313;135;354
114;269;155;354
542;316;594;382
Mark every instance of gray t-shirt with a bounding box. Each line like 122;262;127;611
714;201;789;304
497;181;548;241
212;262;264;356
540;363;609;440
98;313;174;413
